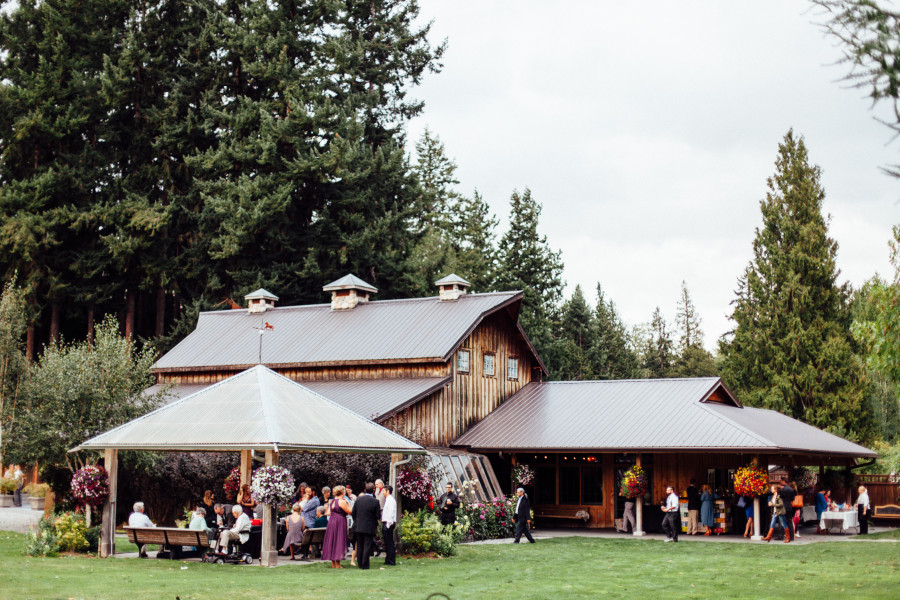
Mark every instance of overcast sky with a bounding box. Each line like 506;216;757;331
406;1;900;351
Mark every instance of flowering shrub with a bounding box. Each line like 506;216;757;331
24;516;59;557
399;509;466;556
251;465;295;507
70;466;109;506
792;467;816;492
224;467;241;501
619;466;649;499
734;460;768;496
397;467;432;502
54;512;90;552
459;496;517;541
512;464;534;486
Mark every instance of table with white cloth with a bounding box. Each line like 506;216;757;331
819;510;859;534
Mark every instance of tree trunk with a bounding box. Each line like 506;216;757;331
87;309;95;344
125;290;136;339
49;303;60;343
26;324;34;363
155;287;165;338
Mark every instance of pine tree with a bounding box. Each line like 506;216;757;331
719;130;874;443
591;284;641;379
671;281;717;377
555;285;596;380
495;188;565;367
453;190;498;292
642;307;674;378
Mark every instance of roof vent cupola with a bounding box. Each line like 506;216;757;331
323;274;378;310
245;289;278;314
435;274;471;301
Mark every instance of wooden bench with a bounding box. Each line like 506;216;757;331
534;507;591;526
125;526;212;560
872;504;900;521
293;527;327;559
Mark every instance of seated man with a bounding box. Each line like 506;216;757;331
212;503;227;529
127;501;156;558
215;505;251;554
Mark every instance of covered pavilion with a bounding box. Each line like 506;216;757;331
72;365;424;565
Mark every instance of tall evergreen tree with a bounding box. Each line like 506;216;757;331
555;285;596;380
495;188;565;367
642;307;674;378
591;284;641;379
453;190;498;292
719;130;874;443
671;281;717;377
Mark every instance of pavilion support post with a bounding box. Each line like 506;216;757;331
633;453;645;536
261;449;279;567
100;448;118;557
751;454;763;540
240;450;252;487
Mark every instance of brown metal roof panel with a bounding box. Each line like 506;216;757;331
300;377;450;421
154;292;520;371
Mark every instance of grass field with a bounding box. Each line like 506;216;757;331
1;531;898;600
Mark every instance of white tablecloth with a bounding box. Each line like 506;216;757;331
820;510;858;533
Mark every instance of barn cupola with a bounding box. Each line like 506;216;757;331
323;274;378;310
435;274;471;301
245;288;278;314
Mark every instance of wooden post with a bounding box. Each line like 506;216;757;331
240;450;252;487
261;449;279;567
100;449;118;557
752;454;763;540
634;453;645;536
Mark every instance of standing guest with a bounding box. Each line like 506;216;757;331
237;483;257;518
857;485;871;535
742;496;755;538
700;484;717;536
513;487;535;543
438;483;460;525
351;483;381;569
128;502;156;558
201;490;216;529
321;485;352;568
281;503;305;560
381;485;397;566
212;504;227;528
686;479;701;535
789;481;803;538
815;486;829;534
345;485;357;503
321;486;332;509
13;465;24;507
661;485;680;543
216;505;251;554
779;479;796;541
620;495;636;534
301;486;320;529
763;484;789;543
374;479;386;510
291;482;307;505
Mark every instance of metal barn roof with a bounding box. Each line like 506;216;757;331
153;291;543;372
452;378;876;458
74;366;424;454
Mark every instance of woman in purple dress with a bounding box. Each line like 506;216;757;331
321;485;351;568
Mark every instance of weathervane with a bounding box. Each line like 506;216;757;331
253;319;275;364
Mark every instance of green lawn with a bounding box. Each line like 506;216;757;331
1;531;898;600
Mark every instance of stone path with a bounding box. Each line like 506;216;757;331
0;505;43;534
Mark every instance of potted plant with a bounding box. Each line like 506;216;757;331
25;483;50;511
0;478;16;507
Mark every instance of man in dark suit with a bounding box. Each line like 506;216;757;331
513;487;535;543
686;479;701;535
351;482;381;569
779;478;796;542
438;483;460;525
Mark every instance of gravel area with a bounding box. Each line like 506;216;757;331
0;505;43;534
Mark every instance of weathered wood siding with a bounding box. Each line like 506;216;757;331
382;310;537;446
157;363;451;385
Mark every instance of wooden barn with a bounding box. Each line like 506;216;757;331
147;273;877;533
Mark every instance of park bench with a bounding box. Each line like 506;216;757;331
872;504;900;522
297;527;327;559
125;526;212;560
534;506;591;526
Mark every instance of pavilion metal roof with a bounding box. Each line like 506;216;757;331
452;378;877;459
74;366;424;454
152;291;546;373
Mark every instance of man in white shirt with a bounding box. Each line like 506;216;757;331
857;485;871;535
127;502;155;558
216;505;251;554
661;486;680;543
381;485;398;566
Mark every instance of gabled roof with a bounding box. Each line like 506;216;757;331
453;378;876;459
322;274;378;293
75;366;424;454
153;291;546;373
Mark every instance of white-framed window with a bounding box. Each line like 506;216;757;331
507;357;519;380
457;349;470;373
483;353;495;376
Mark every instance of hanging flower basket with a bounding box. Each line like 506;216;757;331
619;465;649;499
71;465;110;507
512;464;534;486
250;466;295;507
224;467;241;502
396;467;431;502
734;460;768;497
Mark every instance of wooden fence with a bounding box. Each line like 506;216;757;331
855;474;900;508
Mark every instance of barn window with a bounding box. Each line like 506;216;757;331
483;353;495;376
507;357;519;380
457;349;470;373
